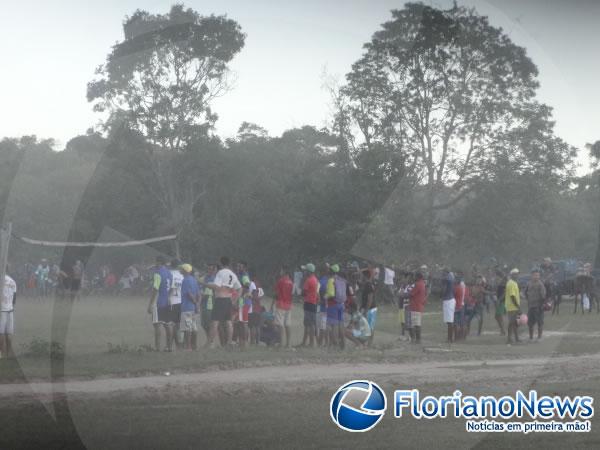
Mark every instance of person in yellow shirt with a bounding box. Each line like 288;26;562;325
505;268;522;345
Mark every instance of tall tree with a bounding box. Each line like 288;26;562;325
87;4;245;256
342;3;573;238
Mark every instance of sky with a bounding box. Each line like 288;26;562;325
1;0;598;168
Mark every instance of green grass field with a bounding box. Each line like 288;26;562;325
3;295;600;449
4;294;600;381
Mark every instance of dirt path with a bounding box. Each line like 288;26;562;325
2;352;600;401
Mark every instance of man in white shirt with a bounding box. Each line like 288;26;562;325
207;256;241;348
1;271;17;358
169;259;184;348
383;265;396;303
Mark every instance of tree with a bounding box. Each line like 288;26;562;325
88;4;245;149
87;4;245;256
341;3;573;245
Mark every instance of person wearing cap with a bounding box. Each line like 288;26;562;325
147;255;174;351
179;264;200;350
300;263;318;347
505;268;522;345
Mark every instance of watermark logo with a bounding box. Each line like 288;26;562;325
330;380;387;432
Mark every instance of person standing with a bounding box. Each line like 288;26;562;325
327;264;347;350
198;264;216;342
248;275;263;346
453;272;466;341
35;259;50;299
408;272;427;343
169;259;184;349
0;269;17;359
360;268;377;346
147;255;174;352
317;265;330;347
300;263;318;347
70;260;84;301
525;269;546;341
540;258;557;314
207;257;241;348
179;264;200;350
466;275;486;337
505;268;522;345
271;266;293;348
441;267;456;343
383;265;396;304
494;269;507;335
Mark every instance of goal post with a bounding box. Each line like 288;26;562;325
0;222;12;288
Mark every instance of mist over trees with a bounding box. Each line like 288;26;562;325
0;3;597;274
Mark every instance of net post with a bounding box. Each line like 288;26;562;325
0;222;12;287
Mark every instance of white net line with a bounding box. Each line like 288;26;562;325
13;233;177;247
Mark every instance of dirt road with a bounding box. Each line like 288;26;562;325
2;352;598;401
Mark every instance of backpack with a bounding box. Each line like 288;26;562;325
334;276;347;304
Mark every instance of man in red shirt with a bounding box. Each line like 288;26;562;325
271;266;293;347
300;263;319;347
409;272;427;344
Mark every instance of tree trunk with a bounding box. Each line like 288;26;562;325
595;215;600;270
595;173;600;269
173;237;181;260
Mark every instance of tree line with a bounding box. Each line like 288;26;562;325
0;3;598;276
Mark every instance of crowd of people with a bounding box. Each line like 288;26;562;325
1;254;597;359
145;255;390;352
145;255;597;352
12;259;152;299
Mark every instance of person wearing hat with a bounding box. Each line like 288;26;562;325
300;263;318;347
179;264;200;350
505;268;522;345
